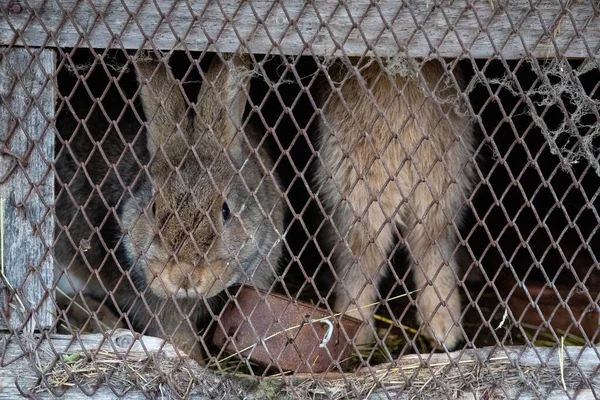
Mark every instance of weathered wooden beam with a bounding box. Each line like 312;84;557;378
0;331;256;399
0;47;54;331
1;0;598;59
283;346;600;399
1;331;599;399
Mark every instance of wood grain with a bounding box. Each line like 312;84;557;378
0;0;598;59
0;48;55;331
0;331;251;399
1;331;598;399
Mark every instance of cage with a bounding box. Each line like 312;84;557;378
1;1;599;398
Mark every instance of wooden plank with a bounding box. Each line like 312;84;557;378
0;331;254;399
0;0;598;59
1;331;599;399
283;346;600;399
0;48;55;331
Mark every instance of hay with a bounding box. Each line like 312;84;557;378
38;351;187;396
32;346;255;399
9;329;595;400
275;357;586;399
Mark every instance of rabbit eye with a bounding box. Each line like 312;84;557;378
151;202;156;216
222;202;231;222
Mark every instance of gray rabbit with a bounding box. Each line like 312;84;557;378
54;54;284;362
315;58;475;350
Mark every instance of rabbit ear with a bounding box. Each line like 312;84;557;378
196;54;252;147
136;60;190;155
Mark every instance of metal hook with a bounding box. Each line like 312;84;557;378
318;319;333;348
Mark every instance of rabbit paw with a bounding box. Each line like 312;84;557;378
418;291;463;351
353;321;376;346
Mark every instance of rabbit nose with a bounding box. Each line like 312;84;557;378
178;277;192;291
168;263;200;290
178;276;203;291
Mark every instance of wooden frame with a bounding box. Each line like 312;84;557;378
1;0;599;398
0;48;54;331
1;0;598;59
1;332;599;398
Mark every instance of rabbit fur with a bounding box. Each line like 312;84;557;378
54;54;284;361
315;58;475;350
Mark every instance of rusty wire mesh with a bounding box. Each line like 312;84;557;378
0;0;600;398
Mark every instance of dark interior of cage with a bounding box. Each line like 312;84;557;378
54;49;600;370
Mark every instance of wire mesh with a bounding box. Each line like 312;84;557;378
0;0;599;398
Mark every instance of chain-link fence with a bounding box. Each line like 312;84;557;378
1;1;599;398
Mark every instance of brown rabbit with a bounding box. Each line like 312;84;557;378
315;58;475;350
54;54;284;361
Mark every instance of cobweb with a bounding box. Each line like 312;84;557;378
488;58;600;175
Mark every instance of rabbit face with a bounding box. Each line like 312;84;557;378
123;141;269;299
121;55;281;300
